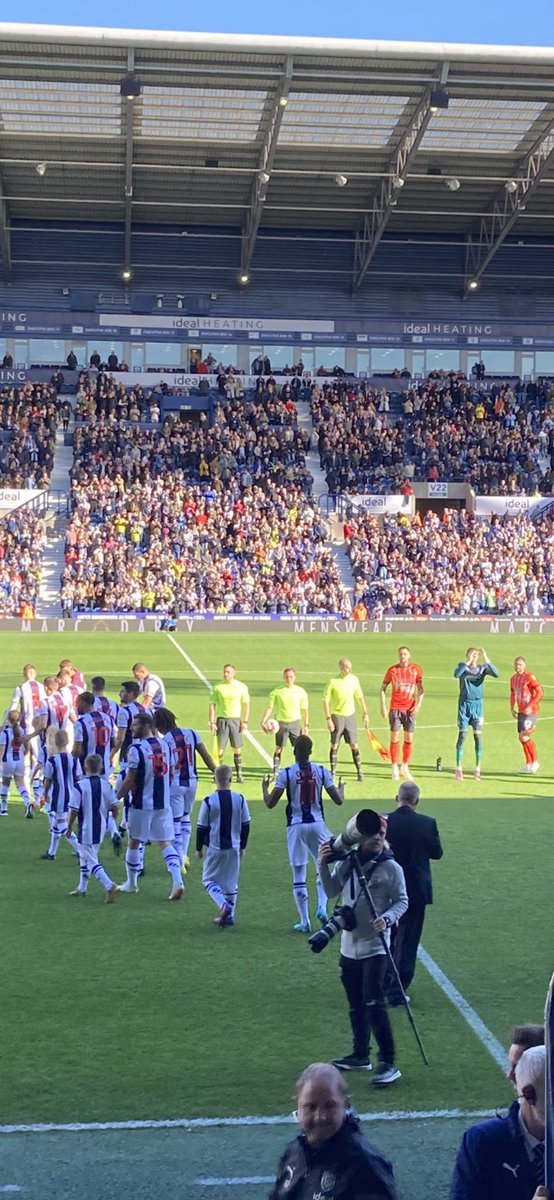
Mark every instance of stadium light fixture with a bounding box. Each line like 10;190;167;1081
335;174;348;188
259;171;271;184
35;162;47;176
176;295;184;310
121;267;133;282
156;295;163;309
445;177;461;191
392;175;405;189
278;95;288;107
468;279;479;290
120;75;141;101
239;272;250;285
505;180;518;193
430;87;449;113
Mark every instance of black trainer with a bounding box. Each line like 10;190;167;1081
41;852;55;860
26;807;34;819
332;1053;372;1071
112;832;123;856
356;771;364;782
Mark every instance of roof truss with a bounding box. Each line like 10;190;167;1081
240;56;293;278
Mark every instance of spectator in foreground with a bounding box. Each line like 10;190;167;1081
268;1062;399;1200
450;1045;547;1200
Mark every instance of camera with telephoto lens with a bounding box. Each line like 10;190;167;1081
308;905;357;953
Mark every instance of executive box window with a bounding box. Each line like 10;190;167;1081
29;338;65;365
87;341;124;364
314;346;346;371
145;342;182;368
371;348;406;372
425;349;461;373
533;352;554;375
480;350;515;375
203;343;238;367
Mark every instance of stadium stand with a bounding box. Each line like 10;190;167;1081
0;384;59;489
344;508;554;617
0;509;45;616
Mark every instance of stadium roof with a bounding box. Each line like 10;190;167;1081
2;25;554;288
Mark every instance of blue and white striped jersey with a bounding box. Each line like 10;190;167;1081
197;789;251;851
93;695;120;726
127;735;172;811
69;776;118;845
116;701;146;763
139;673;166;710
275;762;333;827
164;727;200;787
44;752;79;814
74;710;113;775
10;679;46;733
0;724;25;767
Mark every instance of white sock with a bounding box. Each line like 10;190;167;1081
181;816;192;859
315;872;328;912
48;827;62;857
224;890;237;916
78;863;90;893
205;879;226;910
293;882;310;925
32;778;42;803
138;842;145;869
17;783;31;808
91;863;115;891
172;819;183;865
106;812;118;837
125;848;141;886
162;845;183;888
0;785;8;811
67;830;80;852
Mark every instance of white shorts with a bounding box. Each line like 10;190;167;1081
286;821;331;869
170;783;197;819
202;846;240;896
128;807;174;843
1;757;25;779
78;843;100;867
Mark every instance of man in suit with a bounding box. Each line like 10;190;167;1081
450;1045;546;1200
385;782;443;1004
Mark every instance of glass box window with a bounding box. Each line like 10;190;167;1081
29;338;65;364
480;350;515;375
145;342;182;367
370;347;406;371
425;349;461;373
203;343;238;367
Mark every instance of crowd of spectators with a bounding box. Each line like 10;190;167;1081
64;401;347;615
0;509;45;616
344;507;554;617
0;383;59;488
311;376;554;497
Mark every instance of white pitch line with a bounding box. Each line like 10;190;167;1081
193;1177;273;1187
166;634;273;768
0;1108;496;1135
0;1187;24;1193
418;947;506;1071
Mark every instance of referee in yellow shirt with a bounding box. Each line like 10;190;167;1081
323;658;369;782
209;664;250;783
260;667;309;775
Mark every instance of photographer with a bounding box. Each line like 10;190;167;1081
318;817;408;1085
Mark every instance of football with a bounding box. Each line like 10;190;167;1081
264;718;280;734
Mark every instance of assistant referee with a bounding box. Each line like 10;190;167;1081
261;667;309;775
323;658;369;782
209;664;250;783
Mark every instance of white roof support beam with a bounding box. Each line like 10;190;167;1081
464;115;554;295
240;55;293;279
352;63;449;291
123;47;135;272
0;177;11;280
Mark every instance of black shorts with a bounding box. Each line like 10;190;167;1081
331;714;358;745
517;713;537;735
389;709;416;733
217;717;242;750
276;721;301;748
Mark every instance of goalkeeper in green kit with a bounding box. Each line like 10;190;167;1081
454;646;499;781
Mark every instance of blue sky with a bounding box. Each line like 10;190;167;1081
2;1;554;46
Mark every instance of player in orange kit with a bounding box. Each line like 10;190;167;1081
380;647;424;782
510;656;544;774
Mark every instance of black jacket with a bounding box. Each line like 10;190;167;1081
385;805;443;907
268;1112;399;1200
450;1100;540;1200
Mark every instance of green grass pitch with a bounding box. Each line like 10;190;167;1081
1;629;552;1129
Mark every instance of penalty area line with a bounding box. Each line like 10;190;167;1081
166;634;273;769
0;1108;496;1135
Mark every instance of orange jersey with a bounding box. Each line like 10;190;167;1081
383;663;423;711
510;671;543;715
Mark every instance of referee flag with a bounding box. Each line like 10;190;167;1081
211;734;220;767
546;971;554;1190
367;729;390;761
